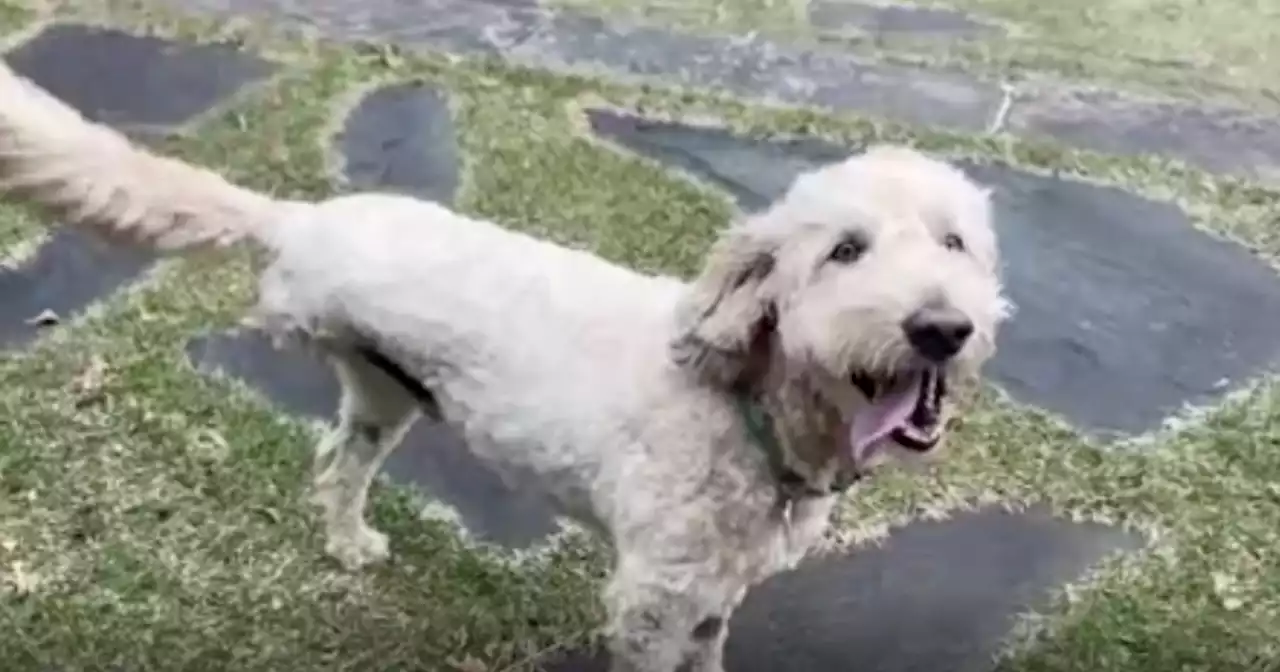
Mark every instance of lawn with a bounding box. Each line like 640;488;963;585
2;0;1280;670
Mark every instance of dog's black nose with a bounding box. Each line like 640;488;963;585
902;306;973;362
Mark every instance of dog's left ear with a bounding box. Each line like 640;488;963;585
670;220;778;389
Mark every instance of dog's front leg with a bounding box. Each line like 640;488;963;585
680;611;733;672
603;561;739;672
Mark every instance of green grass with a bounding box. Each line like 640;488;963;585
0;204;45;266
549;0;806;36
940;0;1280;96
550;0;1280;103
3;0;1280;669
0;0;34;27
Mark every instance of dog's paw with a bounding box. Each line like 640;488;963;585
325;525;390;571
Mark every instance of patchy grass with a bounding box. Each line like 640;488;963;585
0;204;45;266
549;0;1280;103
551;0;808;37
2;0;1280;670
941;0;1280;100
0;0;33;26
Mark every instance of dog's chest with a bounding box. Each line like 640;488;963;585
750;497;835;580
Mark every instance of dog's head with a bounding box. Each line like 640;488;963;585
672;145;1011;476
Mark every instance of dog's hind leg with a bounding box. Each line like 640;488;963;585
311;350;422;571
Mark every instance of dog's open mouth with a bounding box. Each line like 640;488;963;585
847;368;946;463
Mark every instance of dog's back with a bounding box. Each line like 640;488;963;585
256;191;694;502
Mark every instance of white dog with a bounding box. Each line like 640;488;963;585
0;62;1010;672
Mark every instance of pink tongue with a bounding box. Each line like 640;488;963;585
848;375;922;463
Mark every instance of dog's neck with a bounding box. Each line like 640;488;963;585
714;313;858;499
732;381;859;501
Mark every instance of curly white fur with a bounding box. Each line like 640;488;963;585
0;61;1010;672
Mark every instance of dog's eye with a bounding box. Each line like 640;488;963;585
943;233;966;252
828;237;867;264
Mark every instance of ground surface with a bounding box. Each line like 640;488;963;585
2;0;1280;670
552;0;1280;101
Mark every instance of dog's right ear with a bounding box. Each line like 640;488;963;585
670;221;777;389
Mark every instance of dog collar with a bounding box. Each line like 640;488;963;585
732;394;859;500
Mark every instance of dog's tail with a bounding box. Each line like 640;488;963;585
0;61;294;252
